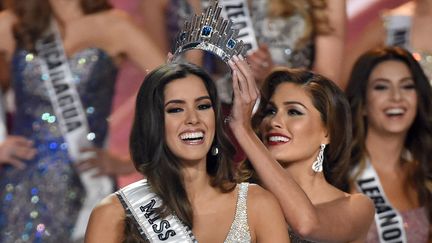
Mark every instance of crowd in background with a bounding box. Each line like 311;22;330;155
0;0;430;242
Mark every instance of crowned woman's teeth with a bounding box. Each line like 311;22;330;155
180;132;204;141
385;108;404;116
268;136;289;142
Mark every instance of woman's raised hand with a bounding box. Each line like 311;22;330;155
228;55;260;131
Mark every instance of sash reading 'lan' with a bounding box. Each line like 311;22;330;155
356;160;407;243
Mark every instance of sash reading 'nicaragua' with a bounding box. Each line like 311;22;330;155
117;179;197;243
219;0;258;52
35;22;114;240
355;160;407;243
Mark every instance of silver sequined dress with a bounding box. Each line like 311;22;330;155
213;0;315;104
224;182;251;243
0;48;117;242
250;0;314;68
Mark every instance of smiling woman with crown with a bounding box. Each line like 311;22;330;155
84;2;290;243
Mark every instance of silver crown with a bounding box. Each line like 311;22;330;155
172;1;246;63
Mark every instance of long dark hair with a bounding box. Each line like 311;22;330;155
4;0;111;51
247;67;352;186
345;46;432;231
129;62;236;229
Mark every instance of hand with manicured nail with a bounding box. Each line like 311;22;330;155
228;55;260;132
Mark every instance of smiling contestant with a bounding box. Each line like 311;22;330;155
84;60;289;242
345;46;432;243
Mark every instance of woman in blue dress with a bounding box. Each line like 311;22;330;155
0;0;164;241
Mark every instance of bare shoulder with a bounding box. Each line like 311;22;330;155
348;193;375;237
90;193;125;220
246;184;290;242
246;184;283;218
343;193;375;230
246;184;280;207
330;192;374;214
85;193;126;243
348;193;374;213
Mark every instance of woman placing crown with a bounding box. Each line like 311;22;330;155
228;62;376;241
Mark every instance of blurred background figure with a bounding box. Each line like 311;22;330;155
140;0;201;55
207;0;346;104
0;0;164;242
345;46;432;242
246;0;346;86
344;0;432;87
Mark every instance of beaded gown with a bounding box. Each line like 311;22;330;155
0;48;117;242
214;0;315;104
250;0;314;68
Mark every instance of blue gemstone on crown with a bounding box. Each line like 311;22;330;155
226;39;236;49
201;26;213;37
171;1;246;64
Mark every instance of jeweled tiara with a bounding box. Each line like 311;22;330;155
171;1;247;63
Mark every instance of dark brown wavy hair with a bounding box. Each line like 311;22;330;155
4;0;111;51
128;62;236;236
345;46;432;237
244;67;352;187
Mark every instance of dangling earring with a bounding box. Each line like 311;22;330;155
312;144;326;172
211;145;219;156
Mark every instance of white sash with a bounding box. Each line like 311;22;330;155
35;22;114;240
384;15;411;50
0;89;6;142
355;160;407;243
117;179;198;243
216;0;258;53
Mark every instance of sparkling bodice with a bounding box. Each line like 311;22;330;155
224;182;251;243
11;48;117;146
250;0;314;68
